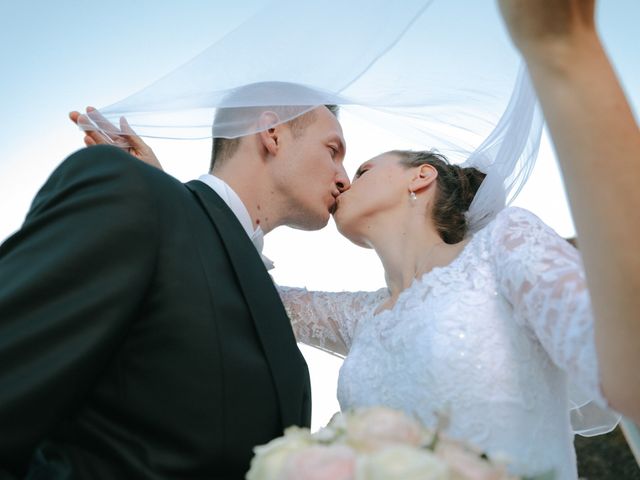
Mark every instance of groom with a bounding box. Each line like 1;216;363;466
0;98;349;478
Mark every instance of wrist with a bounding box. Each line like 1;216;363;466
518;30;603;76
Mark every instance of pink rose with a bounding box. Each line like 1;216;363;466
282;444;357;480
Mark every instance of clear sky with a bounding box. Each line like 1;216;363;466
1;1;638;431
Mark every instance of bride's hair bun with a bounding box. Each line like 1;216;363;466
393;150;486;243
456;165;486;212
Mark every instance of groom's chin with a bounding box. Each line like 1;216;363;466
288;212;332;232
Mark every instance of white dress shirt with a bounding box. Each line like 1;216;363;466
197;174;274;270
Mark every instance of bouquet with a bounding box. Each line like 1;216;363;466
246;406;553;480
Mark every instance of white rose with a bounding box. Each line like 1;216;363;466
435;440;512;480
358;445;449;480
345;406;426;452
246;427;312;480
313;425;340;443
327;411;348;431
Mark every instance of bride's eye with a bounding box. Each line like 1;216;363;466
354;168;368;179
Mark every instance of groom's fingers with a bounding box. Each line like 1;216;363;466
119;116;135;135
119;116;145;147
119;116;163;169
69;111;82;125
77;114;114;146
119;116;155;152
86;106;119;133
70;109;118;146
86;106;124;144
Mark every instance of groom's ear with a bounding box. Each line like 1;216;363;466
409;164;438;193
258;111;281;156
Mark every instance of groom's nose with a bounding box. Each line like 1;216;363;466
335;165;350;193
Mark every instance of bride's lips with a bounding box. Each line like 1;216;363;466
330;194;344;215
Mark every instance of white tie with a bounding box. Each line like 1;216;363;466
250;226;275;270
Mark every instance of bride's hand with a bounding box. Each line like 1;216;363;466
497;0;597;59
69;107;164;171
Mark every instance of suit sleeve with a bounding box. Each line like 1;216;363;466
0;146;159;472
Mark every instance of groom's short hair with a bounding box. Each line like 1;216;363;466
209;82;339;171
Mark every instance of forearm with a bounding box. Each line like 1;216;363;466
278;286;350;356
523;35;640;420
277;286;386;357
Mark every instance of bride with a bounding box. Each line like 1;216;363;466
279;149;605;478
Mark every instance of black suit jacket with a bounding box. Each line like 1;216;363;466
0;145;311;479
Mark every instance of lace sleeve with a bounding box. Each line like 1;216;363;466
277;286;388;357
491;207;606;407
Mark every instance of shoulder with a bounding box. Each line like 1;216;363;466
488;207;548;240
56;146;171;186
31;146;182;218
45;145;186;201
60;145;143;173
487;207;571;256
493;206;545;229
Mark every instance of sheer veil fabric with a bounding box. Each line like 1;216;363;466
79;0;618;436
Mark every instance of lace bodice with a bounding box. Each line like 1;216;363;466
279;208;608;479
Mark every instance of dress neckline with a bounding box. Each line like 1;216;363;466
372;232;479;318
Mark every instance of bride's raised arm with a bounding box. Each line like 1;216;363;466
277;286;387;357
498;0;640;422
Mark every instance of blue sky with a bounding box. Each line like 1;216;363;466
0;0;637;239
0;1;638;429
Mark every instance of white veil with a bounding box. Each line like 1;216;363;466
79;0;618;436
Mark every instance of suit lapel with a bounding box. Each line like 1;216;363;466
185;180;310;429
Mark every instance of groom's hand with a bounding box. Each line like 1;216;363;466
69;107;164;170
497;0;597;62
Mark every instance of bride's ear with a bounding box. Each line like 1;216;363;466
409;164;438;193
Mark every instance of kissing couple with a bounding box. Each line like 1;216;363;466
1;1;639;479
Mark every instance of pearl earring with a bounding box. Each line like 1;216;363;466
410;191;417;201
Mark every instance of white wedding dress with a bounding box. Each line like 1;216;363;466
279;207;610;479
